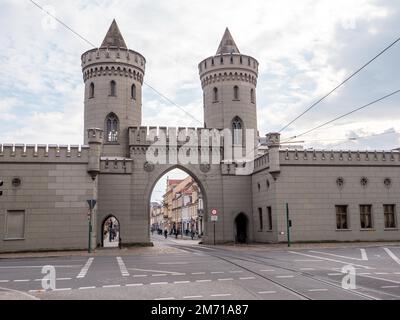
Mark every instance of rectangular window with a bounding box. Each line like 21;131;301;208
335;205;348;230
360;205;373;229
267;207;272;231
258;208;263;231
5;210;25;239
384;205;396;229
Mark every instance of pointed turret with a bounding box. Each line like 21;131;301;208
216;28;240;55
100;19;127;49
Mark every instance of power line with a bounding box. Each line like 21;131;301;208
29;0;203;126
278;33;400;133
280;89;400;144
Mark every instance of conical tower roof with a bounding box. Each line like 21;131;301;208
216;28;240;55
100;19;127;49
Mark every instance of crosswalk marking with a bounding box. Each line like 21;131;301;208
116;257;129;277
77;258;94;278
383;248;400;265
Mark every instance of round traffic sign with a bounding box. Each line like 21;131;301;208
211;209;218;215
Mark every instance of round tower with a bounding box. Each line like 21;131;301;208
81;19;145;156
198;28;259;148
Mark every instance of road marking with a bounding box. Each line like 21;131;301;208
361;275;400;284
116;257;129;277
150;282;168;285
155;297;176;300
310;249;368;261
239;277;256;280
102;285;121;288
260;269;274;272
183;295;203;299
53;288;71;291
77;257;94;278
381;285;399;289
211;271;224;274
383;248;400;265
0;280;9;283
152;274;167;277
158;262;188;265
218;278;234;281
258;291;277;294
129;268;184;275
56;278;72;281
79;286;96;290
133;275;147;278
211;293;231;297
125;283;143;287
29;289;44;293
276;275;294;278
375;272;389;275
229;271;243;273
328;273;343;276
174;281;190;284
395;272;400;275
308;289;328;292
289;251;372;269
13;279;30;282
196;279;212;283
191;272;206;275
300;268;315;271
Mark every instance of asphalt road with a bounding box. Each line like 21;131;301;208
1;236;400;300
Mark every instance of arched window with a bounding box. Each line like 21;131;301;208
250;89;255;103
106;113;119;142
213;87;218;102
89;82;94;98
233;86;239;100
110;80;116;96
131;84;136;100
232;116;243;145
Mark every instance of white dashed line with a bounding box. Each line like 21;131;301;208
196;280;212;283
0;280;10;283
276;275;294;278
218;278;234;281
174;281;190;284
328;273;343;276
133;275;147;278
125;283;143;287
56;278;72;281
116;257;129;277
29;289;44;293
13;280;30;282
258;291;277;294
183;295;203;299
150;282;168;285
211;293;231;297
308;289;328;292
260;269;274;272
155;297;176;300
152;274;167;277
395;272;400;275
211;272;224;274
375;272;389;275
381;285;399;289
191;272;206;275
239;277;256;280
79;286;96;290
102;285;121;288
77;257;94;279
53;288;71;291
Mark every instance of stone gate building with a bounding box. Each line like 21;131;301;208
0;20;399;252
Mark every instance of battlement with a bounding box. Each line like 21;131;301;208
81;47;145;83
0;144;89;163
128;126;225;147
199;53;258;88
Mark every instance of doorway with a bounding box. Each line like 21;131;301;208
102;216;120;248
235;213;248;244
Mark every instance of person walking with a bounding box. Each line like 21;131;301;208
164;227;168;239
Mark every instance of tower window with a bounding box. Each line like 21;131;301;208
232;116;243;145
89;82;94;99
213;87;219;102
131;84;136;100
250;89;255;103
110;80;116;96
106;113;119;143
230;55;234;64
233;86;239;100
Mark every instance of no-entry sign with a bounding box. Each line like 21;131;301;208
211;209;218;216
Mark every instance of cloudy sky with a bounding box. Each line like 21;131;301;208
1;0;400;201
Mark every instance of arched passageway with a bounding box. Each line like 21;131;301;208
235;213;248;244
102;216;120;248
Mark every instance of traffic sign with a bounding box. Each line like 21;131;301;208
211;215;218;222
211;209;218;216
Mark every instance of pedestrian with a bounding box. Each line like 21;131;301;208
164;227;168;239
191;229;195;240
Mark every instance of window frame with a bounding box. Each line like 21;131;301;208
105;113;119;143
258;207;263;231
383;204;397;229
4;210;26;240
131;83;136;100
89;82;95;99
267;206;272;231
335;205;349;230
233;85;240;101
109;80;117;97
212;87;219;103
359;204;373;230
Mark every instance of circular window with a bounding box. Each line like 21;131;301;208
12;177;21;187
384;178;392;188
336;177;344;188
360;177;369;187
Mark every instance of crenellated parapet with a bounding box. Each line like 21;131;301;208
280;149;400;165
199;54;258;89
0;144;89;163
81;47;145;84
